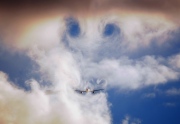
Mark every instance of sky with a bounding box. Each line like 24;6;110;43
0;0;180;124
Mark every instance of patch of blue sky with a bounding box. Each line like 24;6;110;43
0;42;40;90
61;17;82;53
108;80;180;124
66;17;80;37
103;23;120;37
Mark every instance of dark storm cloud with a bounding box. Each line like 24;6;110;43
0;0;179;15
0;0;91;13
110;0;180;12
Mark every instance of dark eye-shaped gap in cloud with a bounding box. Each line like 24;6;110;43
66;17;80;37
103;23;120;37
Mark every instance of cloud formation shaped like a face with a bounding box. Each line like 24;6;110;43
0;7;180;124
59;15;180;90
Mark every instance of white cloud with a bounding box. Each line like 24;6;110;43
0;17;112;124
143;93;156;98
7;14;179;91
81;56;179;90
0;71;111;124
166;88;180;96
48;14;180;90
119;15;176;51
0;72;53;124
122;116;129;124
164;102;176;107
3;13;180;106
121;115;141;124
169;54;180;69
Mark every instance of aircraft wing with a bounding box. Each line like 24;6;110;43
91;89;104;93
75;90;86;94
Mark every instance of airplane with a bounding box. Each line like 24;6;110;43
75;87;104;94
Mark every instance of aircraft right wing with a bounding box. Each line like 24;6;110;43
91;89;104;93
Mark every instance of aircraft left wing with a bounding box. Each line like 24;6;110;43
75;90;86;94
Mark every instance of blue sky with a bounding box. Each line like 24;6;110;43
108;81;180;124
0;1;180;124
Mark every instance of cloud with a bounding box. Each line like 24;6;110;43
0;72;53;124
169;54;180;69
1;5;180;124
0;15;113;124
164;102;176;107
121;115;141;124
58;15;180;90
166;88;180;96
23;38;111;123
81;55;179;90
1;13;180;90
0;71;111;124
142;93;156;98
122;116;129;124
